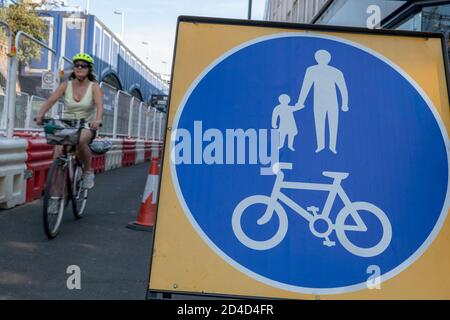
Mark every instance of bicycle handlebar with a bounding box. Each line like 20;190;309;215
33;118;103;128
278;162;293;170
260;162;293;175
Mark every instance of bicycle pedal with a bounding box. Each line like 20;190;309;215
323;240;336;247
307;206;320;214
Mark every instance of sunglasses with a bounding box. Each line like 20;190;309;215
74;63;90;69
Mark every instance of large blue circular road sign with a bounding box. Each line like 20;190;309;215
170;34;450;294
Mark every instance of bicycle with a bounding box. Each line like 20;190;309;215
232;162;392;257
39;118;98;239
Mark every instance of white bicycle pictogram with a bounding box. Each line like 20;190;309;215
232;162;392;257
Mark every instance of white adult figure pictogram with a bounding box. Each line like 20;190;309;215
296;49;349;154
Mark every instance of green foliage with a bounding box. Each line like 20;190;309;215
1;1;58;64
3;1;48;41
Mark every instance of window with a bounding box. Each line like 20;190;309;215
300;0;307;22
422;4;450;34
28;16;54;71
422;4;450;62
395;12;422;31
396;4;450;33
293;0;299;22
124;52;131;81
395;4;450;62
119;47;126;65
137;62;142;76
61;17;86;59
103;32;111;63
94;23;102;58
131;57;136;77
308;2;312;21
111;39;119;69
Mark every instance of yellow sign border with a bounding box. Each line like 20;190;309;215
149;16;450;300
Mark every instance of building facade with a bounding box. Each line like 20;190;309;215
264;0;449;58
36;10;168;102
264;0;328;23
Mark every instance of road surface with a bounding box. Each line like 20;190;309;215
0;162;153;300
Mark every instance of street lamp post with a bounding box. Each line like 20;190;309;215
248;0;252;20
113;10;125;40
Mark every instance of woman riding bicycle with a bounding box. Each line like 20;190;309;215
36;53;104;189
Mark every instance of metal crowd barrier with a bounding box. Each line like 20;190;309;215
99;82;116;136
130;97;140;138
0;20;12;134
116;90;133;137
14;92;30;130
4;31;58;138
99;82;166;140
26;95;47;130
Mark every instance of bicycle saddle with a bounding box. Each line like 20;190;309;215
322;171;349;180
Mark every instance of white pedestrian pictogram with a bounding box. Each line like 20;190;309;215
296;49;349;154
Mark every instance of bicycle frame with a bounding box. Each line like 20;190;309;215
261;168;366;232
56;144;78;199
232;163;391;254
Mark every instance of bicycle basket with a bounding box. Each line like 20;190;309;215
44;119;81;146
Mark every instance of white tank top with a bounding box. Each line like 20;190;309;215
63;81;95;122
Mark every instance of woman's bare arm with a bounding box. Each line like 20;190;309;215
91;83;104;129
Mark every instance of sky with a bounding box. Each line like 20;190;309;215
66;0;267;77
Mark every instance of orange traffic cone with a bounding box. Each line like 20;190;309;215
127;157;159;231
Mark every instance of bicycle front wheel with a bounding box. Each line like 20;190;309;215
72;163;88;219
43;159;68;239
232;195;288;251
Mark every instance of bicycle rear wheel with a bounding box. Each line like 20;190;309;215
43;159;68;239
72;162;89;219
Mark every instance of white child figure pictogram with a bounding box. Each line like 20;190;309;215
272;94;304;151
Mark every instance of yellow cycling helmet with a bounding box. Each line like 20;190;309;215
72;53;94;67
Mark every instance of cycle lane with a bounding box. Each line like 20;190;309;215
0;162;153;300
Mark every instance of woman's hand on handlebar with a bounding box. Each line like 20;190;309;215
90;120;103;130
35;114;44;126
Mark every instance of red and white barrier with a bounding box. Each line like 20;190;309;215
0;138;28;209
122;139;136;167
135;139;146;165
105;138;123;171
0;134;164;210
144;141;152;162
91;152;106;174
17;132;54;203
